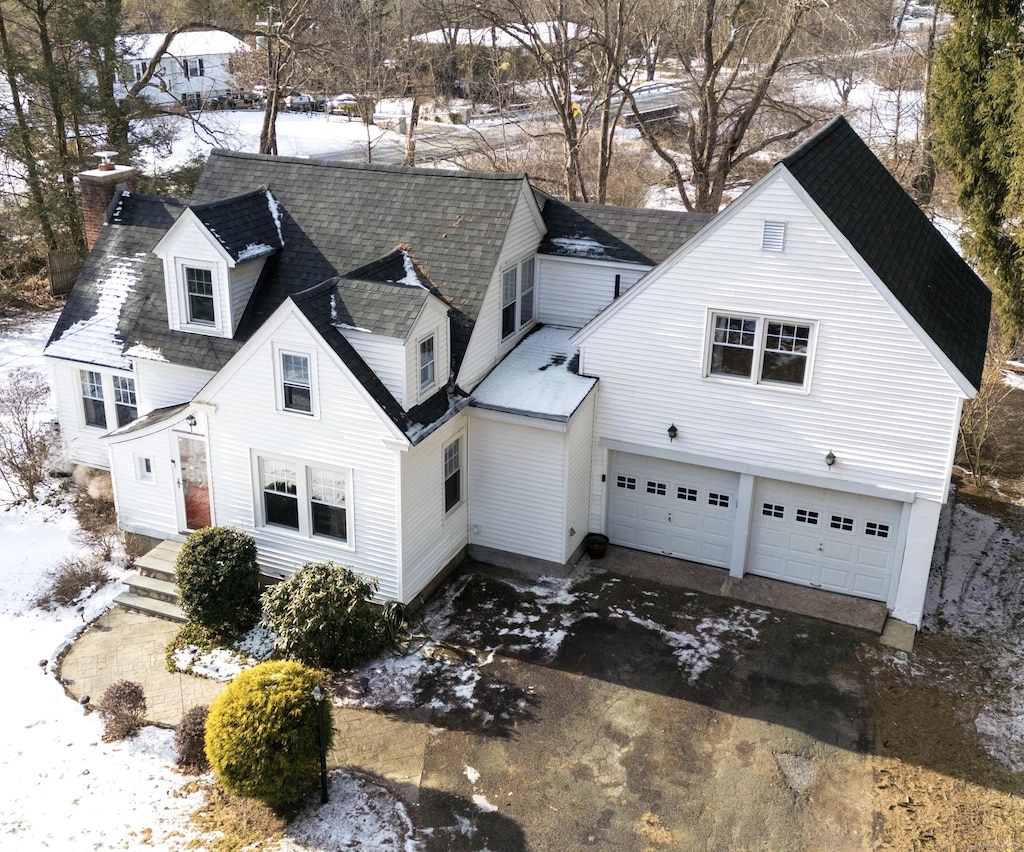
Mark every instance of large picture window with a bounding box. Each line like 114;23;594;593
708;313;814;388
80;370;107;428
257;457;351;544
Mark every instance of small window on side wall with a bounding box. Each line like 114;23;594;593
281;352;312;414
444;438;462;513
135;455;154;483
419;336;436;393
184;266;215;325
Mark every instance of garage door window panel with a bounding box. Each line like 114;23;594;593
865;522;890;538
795;508;818;524
708;492;730;508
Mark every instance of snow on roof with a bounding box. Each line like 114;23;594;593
471;325;596;422
549;235;608;258
126;30;248;60
45;252;147;369
415;21;587;49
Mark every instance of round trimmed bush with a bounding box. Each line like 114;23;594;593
175;526;260;637
261;561;382;669
204;661;331;809
175;704;210;772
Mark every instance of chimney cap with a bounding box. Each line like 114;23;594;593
95;150;119;171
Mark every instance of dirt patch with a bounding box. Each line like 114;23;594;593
857;636;1024;850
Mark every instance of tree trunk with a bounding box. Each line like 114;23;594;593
403;97;420;166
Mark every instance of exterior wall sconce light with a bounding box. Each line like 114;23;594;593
825;450;836;468
667;424;678;441
186;414;197;431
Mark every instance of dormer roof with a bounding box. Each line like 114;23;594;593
330;250;433;339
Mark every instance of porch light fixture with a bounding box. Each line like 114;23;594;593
825;450;836;468
186;414;197;431
312;684;329;803
667;424;678;442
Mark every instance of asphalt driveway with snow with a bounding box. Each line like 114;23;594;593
344;565;879;851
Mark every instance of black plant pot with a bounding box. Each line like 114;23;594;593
584;533;609;559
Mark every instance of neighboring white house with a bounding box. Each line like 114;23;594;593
117;30;247;110
44;118;990;629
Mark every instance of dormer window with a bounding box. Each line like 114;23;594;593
419;335;436;393
185;266;215;325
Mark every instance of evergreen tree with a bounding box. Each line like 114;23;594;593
930;0;1024;336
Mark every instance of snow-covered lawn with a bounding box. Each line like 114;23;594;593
0;314;421;850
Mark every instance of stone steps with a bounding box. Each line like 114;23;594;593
116;540;184;623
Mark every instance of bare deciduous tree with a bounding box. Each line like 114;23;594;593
0;368;58;504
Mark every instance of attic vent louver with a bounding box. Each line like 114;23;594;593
762;220;787;252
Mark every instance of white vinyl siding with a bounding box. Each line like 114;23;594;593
459;181;545;390
133;360;215;413
107;427;184;538
202;310;403;599
579;173;965;509
399;416;470;602
227;256;267;334
468;392;596;566
339;329;405;403
470;414;566;561
538;257;649;327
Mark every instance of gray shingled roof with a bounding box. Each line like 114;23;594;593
781;116;990;390
329;277;428;339
189;189;284;262
538;194;712;265
192;151;531;369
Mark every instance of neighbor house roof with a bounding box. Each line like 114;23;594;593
126;30;248;60
538;195;712;266
781;116;991;390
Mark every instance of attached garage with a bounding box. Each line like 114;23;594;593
608;452;739;568
748;481;903;602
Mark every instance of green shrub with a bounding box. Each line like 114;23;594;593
175;704;210;772
204;661;331;810
175;526;260;637
97;679;146;741
261;561;383;669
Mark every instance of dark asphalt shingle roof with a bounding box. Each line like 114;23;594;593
538;195;712;265
191;151;530;369
189;189;283;262
329;278;428;339
781;116;991;390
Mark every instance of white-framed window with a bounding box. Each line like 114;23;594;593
80;370;107;429
112;375;138;428
256;456;352;544
707;313;814;388
280;352;313;414
132;60;147;82
310;468;347;541
182;57;204;78
443;437;463;513
419;335;436;393
135;455;155;483
183;265;215;325
500;257;536;340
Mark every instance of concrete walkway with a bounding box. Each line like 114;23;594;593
59;607;431;794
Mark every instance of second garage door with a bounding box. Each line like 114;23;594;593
608;452;739;568
748;480;902;601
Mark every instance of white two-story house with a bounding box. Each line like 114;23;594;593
45;117;990;629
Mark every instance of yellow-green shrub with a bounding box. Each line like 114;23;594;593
204;661;331;810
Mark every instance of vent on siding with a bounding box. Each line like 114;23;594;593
761;220;787;252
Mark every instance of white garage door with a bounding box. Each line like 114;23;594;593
608;453;739;568
749;480;903;601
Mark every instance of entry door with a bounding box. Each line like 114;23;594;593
175;435;211;532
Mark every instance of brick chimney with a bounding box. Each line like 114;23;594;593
79;160;139;250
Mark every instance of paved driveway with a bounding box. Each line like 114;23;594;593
346;565;879;851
